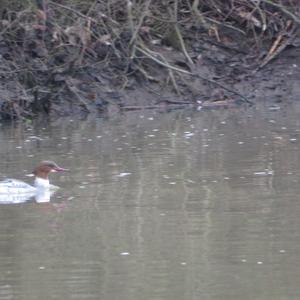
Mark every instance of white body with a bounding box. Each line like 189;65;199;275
34;177;50;189
0;179;36;194
0;178;58;203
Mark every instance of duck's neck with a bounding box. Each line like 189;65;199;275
34;177;50;188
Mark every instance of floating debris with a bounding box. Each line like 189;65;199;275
29;136;43;140
184;132;194;138
26;174;34;177
268;105;281;111
254;170;273;176
116;172;132;177
186;179;195;183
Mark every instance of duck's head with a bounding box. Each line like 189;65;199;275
33;161;69;179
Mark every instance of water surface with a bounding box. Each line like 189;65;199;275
0;103;300;299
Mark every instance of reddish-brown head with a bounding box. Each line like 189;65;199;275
33;161;68;179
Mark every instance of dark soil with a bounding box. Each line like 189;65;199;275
1;1;300;120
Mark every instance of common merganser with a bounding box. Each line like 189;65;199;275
0;161;68;202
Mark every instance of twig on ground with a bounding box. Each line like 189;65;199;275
257;21;298;70
137;45;252;104
65;79;93;112
174;25;194;65
261;0;300;25
48;1;120;25
129;0;152;46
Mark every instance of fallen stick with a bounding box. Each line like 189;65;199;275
256;22;298;71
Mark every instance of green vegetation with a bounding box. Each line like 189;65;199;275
0;0;299;119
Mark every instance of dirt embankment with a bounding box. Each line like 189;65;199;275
0;0;300;120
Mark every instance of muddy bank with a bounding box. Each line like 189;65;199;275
0;1;299;119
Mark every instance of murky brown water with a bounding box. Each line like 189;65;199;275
0;103;300;300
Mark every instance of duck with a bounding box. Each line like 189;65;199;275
0;160;68;196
